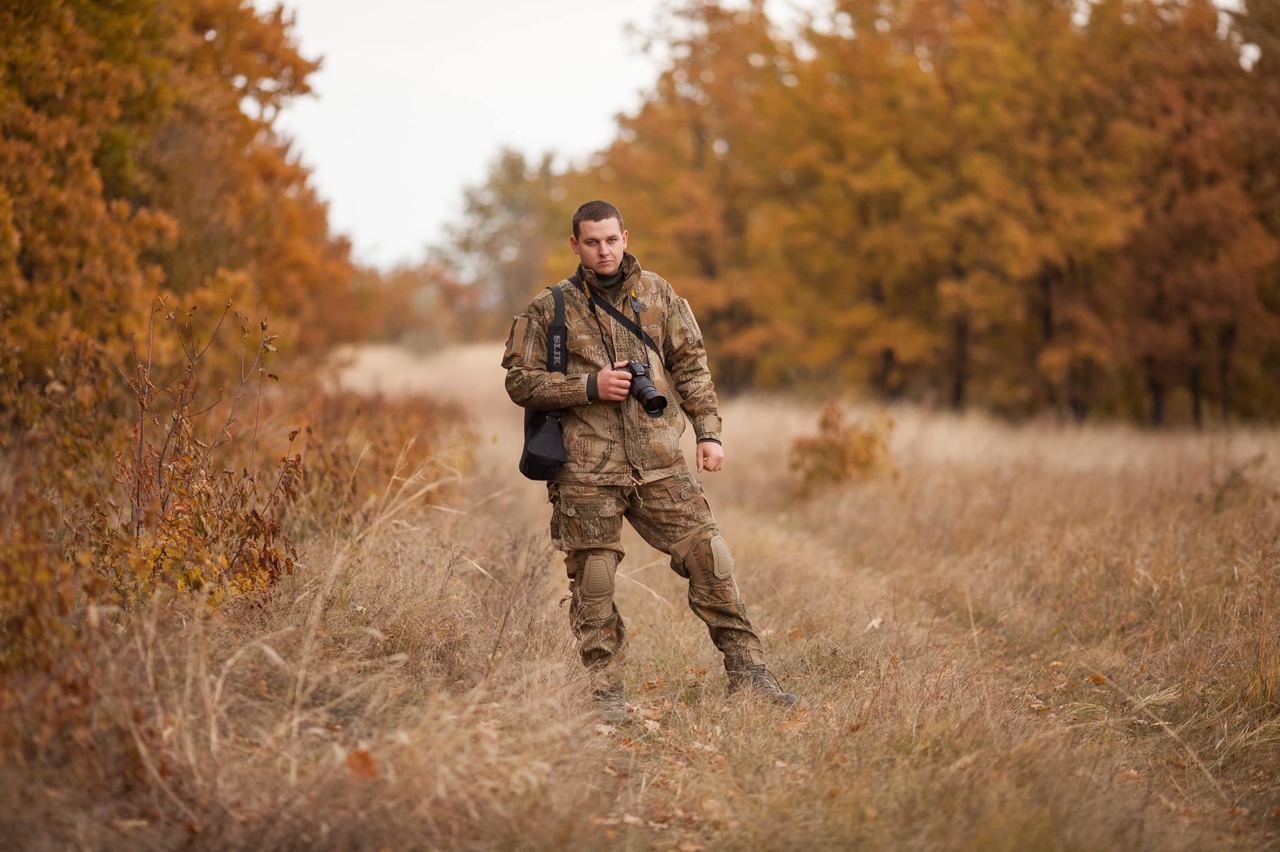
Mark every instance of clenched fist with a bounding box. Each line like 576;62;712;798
697;441;725;472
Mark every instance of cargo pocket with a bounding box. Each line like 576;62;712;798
558;486;624;551
659;473;714;532
668;479;695;503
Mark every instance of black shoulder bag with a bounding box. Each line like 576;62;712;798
518;283;569;480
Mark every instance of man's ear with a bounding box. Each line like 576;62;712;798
569;235;580;255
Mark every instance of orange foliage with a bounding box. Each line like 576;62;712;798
446;0;1280;423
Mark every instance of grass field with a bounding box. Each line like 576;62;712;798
5;342;1277;850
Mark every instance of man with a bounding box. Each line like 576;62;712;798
502;200;796;722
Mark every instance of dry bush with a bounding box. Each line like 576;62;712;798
789;403;895;491
87;301;303;608
289;390;472;540
1;336;120;670
0;301;476;806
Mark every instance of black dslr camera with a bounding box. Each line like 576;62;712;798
625;361;667;416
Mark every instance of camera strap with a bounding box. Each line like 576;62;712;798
547;283;567;373
569;273;664;367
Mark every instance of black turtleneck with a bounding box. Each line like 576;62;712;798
585;266;628;403
596;268;626;301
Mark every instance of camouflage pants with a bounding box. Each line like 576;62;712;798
549;466;766;688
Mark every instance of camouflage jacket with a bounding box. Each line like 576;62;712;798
502;253;722;485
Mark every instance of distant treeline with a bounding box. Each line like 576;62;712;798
447;0;1280;425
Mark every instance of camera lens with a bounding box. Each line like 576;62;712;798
626;361;667;417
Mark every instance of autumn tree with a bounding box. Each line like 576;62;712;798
1226;0;1280;419
351;259;487;351
581;1;793;390
1102;0;1278;425
441;148;564;329
0;0;356;402
0;0;171;379
441;0;1280;423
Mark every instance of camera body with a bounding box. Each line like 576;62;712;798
624;361;667;417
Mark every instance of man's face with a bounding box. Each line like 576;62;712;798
570;217;628;276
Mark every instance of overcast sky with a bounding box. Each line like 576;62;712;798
275;0;672;270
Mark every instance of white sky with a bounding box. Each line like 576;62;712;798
275;0;670;270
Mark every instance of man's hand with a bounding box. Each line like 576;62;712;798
697;441;725;473
596;361;632;402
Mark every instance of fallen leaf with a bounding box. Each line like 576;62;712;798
345;749;377;780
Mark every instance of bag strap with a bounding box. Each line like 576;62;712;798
568;273;663;362
547;283;567;374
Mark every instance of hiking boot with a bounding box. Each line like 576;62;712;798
593;683;628;724
727;664;799;708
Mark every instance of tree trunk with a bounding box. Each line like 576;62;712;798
1038;267;1055;342
1189;325;1203;429
950;314;969;411
1145;357;1165;427
1067;361;1090;423
875;347;903;399
1035;267;1057;409
1218;322;1236;423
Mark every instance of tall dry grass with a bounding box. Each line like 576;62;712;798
3;342;1276;850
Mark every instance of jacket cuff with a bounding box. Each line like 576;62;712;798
571;374;591;407
586;372;598;402
696;437;722;446
692;414;722;443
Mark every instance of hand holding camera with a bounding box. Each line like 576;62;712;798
596;360;668;416
596;361;633;401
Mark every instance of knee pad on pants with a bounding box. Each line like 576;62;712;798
670;526;735;585
572;549;619;608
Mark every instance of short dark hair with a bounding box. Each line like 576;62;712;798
572;200;624;238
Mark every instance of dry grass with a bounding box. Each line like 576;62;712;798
3;342;1277;850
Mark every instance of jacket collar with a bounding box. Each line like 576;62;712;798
577;252;642;301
